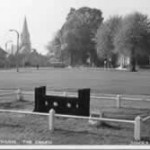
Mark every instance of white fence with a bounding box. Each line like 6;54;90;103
0;108;142;141
1;88;150;108
0;89;150;141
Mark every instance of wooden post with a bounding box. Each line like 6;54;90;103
78;89;90;116
34;86;46;112
16;88;23;101
116;94;121;108
49;109;55;132
134;116;141;141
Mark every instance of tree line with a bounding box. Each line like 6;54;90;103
0;49;49;69
47;7;150;71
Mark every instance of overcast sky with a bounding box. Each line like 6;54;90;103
0;0;150;54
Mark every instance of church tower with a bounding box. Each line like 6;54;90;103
20;17;31;53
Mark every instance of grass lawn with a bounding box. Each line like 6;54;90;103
0;67;150;95
0;67;150;145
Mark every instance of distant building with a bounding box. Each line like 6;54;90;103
117;53;150;69
0;47;7;67
20;17;31;54
0;47;7;57
117;54;130;68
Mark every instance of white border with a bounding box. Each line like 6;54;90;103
0;145;150;149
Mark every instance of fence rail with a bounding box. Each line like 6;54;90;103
55;114;135;123
143;116;150;122
0;109;134;123
1;89;150;102
0;109;49;116
1;89;150;110
0;92;16;97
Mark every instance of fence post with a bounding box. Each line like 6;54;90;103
134;116;141;141
16;88;23;101
49;109;55;132
63;92;67;97
116;94;121;108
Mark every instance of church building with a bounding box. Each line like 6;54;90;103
19;17;32;66
20;17;31;54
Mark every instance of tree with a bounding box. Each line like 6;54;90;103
96;16;122;66
114;12;150;72
60;7;103;66
46;30;62;61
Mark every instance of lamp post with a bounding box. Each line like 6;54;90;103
9;29;19;72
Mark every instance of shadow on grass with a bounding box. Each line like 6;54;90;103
0;100;33;110
54;121;121;136
97;122;121;130
0;123;22;128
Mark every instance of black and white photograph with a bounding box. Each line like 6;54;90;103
0;0;150;149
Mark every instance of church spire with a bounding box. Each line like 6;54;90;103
20;16;31;53
22;17;29;36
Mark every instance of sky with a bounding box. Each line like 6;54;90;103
0;0;150;54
